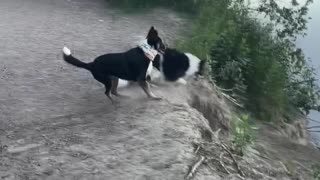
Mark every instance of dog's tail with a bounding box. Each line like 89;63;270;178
62;47;91;70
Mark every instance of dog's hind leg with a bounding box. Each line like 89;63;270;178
104;80;115;103
138;80;161;100
111;78;119;96
111;78;127;97
92;72;115;103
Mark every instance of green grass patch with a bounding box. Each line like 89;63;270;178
231;114;256;156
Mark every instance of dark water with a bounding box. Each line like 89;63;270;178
296;0;320;147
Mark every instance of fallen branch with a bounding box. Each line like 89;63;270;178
221;92;243;107
309;130;320;133
218;152;231;174
220;143;245;177
198;141;229;148
247;149;271;160
194;145;201;154
208;81;243;107
279;161;291;175
307;117;320;124
213;128;221;141
293;161;310;172
186;156;205;180
207;156;231;175
307;125;320;129
214;85;234;92
226;174;245;180
198;141;245;177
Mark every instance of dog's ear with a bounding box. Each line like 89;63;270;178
147;26;158;37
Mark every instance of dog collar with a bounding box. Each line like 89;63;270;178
139;40;158;61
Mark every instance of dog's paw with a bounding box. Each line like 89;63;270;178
176;78;187;85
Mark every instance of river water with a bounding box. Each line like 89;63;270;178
296;0;320;147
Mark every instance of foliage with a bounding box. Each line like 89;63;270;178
209;13;290;120
251;0;314;39
312;164;320;180
231;114;256;156
180;0;319;121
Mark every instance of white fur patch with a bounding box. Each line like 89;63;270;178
159;53;164;72
149;67;163;81
149;53;164;82
63;47;71;56
184;53;201;76
118;79;129;88
146;61;153;77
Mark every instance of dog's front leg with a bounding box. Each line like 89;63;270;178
138;80;161;100
146;75;159;88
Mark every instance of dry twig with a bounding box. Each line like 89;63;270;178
220;92;243;107
186;156;205;180
194;145;201;154
208;81;243;107
220;143;245;177
207;157;231;174
279;161;291;175
213;128;221;141
218;152;231;174
307;125;320;129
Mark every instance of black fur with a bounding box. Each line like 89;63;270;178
63;26;165;102
198;60;206;76
64;48;150;81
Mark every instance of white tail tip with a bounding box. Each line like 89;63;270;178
63;46;71;56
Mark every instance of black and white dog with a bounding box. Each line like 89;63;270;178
62;26;165;103
118;48;205;87
119;48;205;87
151;48;205;84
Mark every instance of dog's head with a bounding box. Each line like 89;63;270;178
146;26;166;53
183;53;207;79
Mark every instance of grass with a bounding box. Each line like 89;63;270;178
312;164;320;180
231;114;256;156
